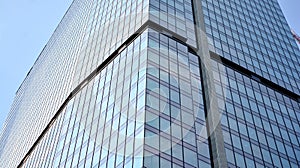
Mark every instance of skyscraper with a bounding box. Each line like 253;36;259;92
1;0;299;167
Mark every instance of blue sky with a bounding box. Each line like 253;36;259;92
0;0;73;129
0;0;299;129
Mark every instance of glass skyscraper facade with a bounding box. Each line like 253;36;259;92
0;0;299;168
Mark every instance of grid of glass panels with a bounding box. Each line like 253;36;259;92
149;0;197;48
73;0;199;88
23;104;67;168
212;60;300;167
73;0;149;87
201;0;300;95
21;28;212;168
0;1;93;167
143;29;211;168
1;0;201;166
23;30;148;168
